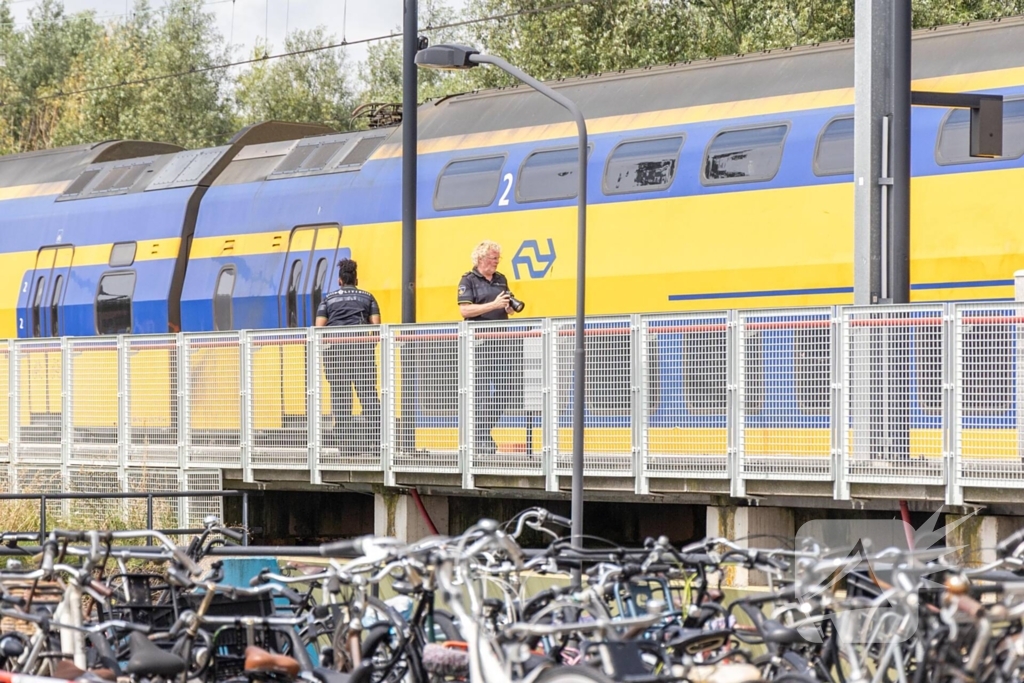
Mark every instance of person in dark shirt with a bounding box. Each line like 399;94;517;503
316;259;381;455
458;241;524;456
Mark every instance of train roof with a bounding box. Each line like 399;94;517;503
410;16;1024;142
0;140;184;190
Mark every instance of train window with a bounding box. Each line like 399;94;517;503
213;266;236;331
518;146;590;203
50;275;63;337
795;327;831;414
703;124;789;185
683;328;727;414
411;336;459;416
434;156;505;211
603;136;684;195
961;324;1014;415
936;98;1024;164
95;271;136;335
31;276;45;338
586;330;631;415
109;241;137;267
286;259;303;328
813;117;854;176
311;258;328;314
915;324;943;414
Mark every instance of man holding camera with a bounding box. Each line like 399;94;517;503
458;241;524;456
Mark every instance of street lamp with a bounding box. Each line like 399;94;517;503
416;44;589;559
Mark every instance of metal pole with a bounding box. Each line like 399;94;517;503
889;0;912;304
242;491;250;546
146;495;153;546
39;496;46;544
402;0;417;324
472;54;587;568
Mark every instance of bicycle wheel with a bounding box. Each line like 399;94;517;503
534;665;616;683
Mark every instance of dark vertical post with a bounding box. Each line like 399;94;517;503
242;492;250;546
39;496;46;544
146;495;154;546
889;0;911;304
402;0;417;324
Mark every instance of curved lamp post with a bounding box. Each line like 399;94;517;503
415;44;588;561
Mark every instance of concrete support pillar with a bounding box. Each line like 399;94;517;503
946;514;1024;568
708;506;795;587
374;490;449;542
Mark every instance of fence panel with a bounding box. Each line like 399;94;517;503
183;470;223;529
738;308;834;481
182;333;242;468
247;330;309;470
67;337;119;465
67;466;120;521
467;320;545;475
552;317;633;476
641;313;730;479
954;302;1024;487
0;341;9;464
125;335;179;467
13;465;63;521
12;340;63;463
842;304;946;485
388;324;461;473
315;326;384;472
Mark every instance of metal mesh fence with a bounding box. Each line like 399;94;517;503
0;341;9;464
315;326;383;471
126;467;182;529
67;466;120;520
954;302;1024;486
389;324;460;472
14;465;63;520
248;330;309;469
183;470;223;528
843;305;945;484
182;333;242;467
468;320;544;474
738;308;833;480
552;317;633;475
67;338;119;465
126;336;179;467
642;313;730;479
12;340;62;462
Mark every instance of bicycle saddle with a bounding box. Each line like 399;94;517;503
125;631;187;678
244;646;301;678
760;618;809;646
668;628;732;655
51;660;117;682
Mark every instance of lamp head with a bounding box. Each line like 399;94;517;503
414;43;480;70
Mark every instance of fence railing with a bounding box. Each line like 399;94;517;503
5;302;1024;504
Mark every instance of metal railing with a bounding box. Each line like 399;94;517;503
4;302;1024;504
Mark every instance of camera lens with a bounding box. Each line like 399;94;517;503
508;295;525;313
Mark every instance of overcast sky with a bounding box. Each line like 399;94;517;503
9;0;467;72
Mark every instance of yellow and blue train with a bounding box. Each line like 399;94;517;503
2;18;1024;460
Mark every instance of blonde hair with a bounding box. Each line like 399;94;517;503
471;240;501;267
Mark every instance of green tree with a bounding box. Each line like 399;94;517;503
360;0;478;106
235;27;356;131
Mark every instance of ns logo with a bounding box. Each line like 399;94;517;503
511;239;556;280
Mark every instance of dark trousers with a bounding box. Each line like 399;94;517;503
325;342;380;449
473;339;523;453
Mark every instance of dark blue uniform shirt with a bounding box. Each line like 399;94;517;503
458;269;514;321
316;286;380;326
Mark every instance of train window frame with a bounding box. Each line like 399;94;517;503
516;144;594;204
960;323;1014;416
812;115;855;177
213;265;236;332
311;258;329;315
109;241;137;267
602;134;685;196
433;154;507;212
50;274;63;337
935;96;1024;166
31;276;45;338
94;270;136;336
286;259;303;328
701;122;791;186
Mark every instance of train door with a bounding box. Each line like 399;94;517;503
17;245;74;338
277;224;342;328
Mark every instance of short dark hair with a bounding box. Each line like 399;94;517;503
338;259;358;285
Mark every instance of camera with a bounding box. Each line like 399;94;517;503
505;291;526;313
